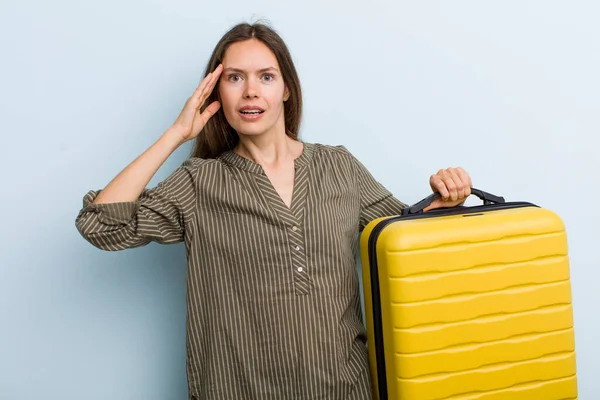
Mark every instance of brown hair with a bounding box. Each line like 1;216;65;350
191;22;303;159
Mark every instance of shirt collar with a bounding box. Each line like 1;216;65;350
218;141;314;174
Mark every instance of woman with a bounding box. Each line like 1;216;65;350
75;22;472;400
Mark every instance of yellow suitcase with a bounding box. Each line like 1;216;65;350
359;188;578;400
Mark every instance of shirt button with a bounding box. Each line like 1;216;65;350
294;245;301;251
298;267;303;272
292;226;298;232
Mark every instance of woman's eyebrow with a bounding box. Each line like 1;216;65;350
223;66;280;74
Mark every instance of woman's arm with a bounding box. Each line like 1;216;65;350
92;130;184;205
94;64;223;205
75;65;224;251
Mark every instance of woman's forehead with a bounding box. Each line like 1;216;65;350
222;39;280;71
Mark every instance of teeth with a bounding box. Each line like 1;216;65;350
241;110;262;114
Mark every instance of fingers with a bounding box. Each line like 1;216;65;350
198;101;221;125
455;167;472;197
430;174;449;200
430;167;472;202
191;72;213;102
434;169;459;201
447;169;464;201
190;64;223;110
202;66;223;107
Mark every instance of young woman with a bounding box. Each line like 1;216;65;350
76;22;473;400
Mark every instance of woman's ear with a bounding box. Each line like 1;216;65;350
283;86;290;102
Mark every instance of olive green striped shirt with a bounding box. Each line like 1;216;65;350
75;142;407;399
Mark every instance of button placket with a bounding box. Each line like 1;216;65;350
288;222;310;294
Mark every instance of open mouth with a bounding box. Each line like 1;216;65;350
238;106;265;121
240;110;265;115
239;107;265;115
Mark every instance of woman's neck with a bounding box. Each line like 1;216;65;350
235;131;303;168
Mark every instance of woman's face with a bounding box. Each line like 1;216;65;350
218;38;289;138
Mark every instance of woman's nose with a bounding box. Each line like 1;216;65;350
243;82;259;99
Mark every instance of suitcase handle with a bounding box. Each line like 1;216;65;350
402;188;505;215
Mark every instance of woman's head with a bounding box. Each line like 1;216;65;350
191;22;303;159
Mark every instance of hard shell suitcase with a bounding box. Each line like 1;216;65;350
359;188;578;400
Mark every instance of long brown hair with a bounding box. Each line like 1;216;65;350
191;22;303;159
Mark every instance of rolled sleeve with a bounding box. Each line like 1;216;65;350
79;190;140;226
75;159;200;251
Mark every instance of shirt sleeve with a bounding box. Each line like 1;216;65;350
74;159;199;251
341;146;408;230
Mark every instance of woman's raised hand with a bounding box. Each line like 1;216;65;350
170;64;224;144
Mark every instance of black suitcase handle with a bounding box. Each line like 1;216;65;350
402;188;505;215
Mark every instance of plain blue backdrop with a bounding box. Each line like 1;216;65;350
1;1;598;398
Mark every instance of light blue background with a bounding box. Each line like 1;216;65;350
1;1;598;398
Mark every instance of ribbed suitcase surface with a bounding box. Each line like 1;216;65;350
359;192;577;400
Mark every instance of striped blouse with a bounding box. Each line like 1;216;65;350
75;142;407;399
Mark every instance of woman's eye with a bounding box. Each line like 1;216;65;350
262;73;274;82
228;74;241;82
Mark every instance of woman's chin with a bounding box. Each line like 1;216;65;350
234;124;270;138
